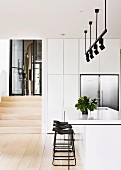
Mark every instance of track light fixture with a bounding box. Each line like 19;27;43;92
94;44;99;55
86;52;90;62
99;37;105;50
84;0;107;62
90;49;94;59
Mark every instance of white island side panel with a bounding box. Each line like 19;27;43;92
85;125;121;170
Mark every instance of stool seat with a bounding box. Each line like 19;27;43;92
53;127;74;134
53;124;72;129
53;120;68;125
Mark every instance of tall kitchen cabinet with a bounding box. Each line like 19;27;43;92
63;39;79;108
47;39;63;132
47;39;79;132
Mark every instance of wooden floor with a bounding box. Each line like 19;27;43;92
0;98;84;169
0;134;84;170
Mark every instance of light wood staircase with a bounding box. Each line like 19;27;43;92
0;96;42;133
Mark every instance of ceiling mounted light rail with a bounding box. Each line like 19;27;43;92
84;0;107;62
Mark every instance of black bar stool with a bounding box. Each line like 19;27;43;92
52;120;76;166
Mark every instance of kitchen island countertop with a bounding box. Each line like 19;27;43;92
64;107;121;124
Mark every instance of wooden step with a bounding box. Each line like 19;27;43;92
0;107;41;114
0;120;41;127
0;96;42;134
0;127;41;133
0;102;41;107
0;113;41;120
1;96;42;102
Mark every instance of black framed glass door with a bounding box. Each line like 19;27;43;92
9;40;42;96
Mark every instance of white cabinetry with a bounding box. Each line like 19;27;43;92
64;75;79;108
48;39;63;74
100;39;120;74
64;39;79;74
47;75;63;132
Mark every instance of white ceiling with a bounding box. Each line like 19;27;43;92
0;0;120;41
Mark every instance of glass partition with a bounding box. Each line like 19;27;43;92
33;40;42;95
11;40;24;95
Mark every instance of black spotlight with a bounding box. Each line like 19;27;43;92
94;44;99;55
86;52;90;62
99;37;105;50
89;49;94;59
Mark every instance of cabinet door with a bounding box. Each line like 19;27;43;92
64;75;79;108
100;75;119;110
100;39;120;74
48;39;63;74
80;39;100;74
80;75;99;99
64;39;79;74
47;75;63;132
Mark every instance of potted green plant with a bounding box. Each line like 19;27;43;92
75;96;98;115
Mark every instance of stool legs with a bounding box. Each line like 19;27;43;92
52;123;76;166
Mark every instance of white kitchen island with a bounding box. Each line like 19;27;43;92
64;107;121;170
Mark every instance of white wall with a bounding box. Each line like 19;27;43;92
43;38;120;133
0;40;10;96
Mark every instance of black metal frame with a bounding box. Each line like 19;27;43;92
33;40;35;95
80;74;119;111
86;29;107;54
52;130;76;166
85;0;107;59
9;40;12;96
